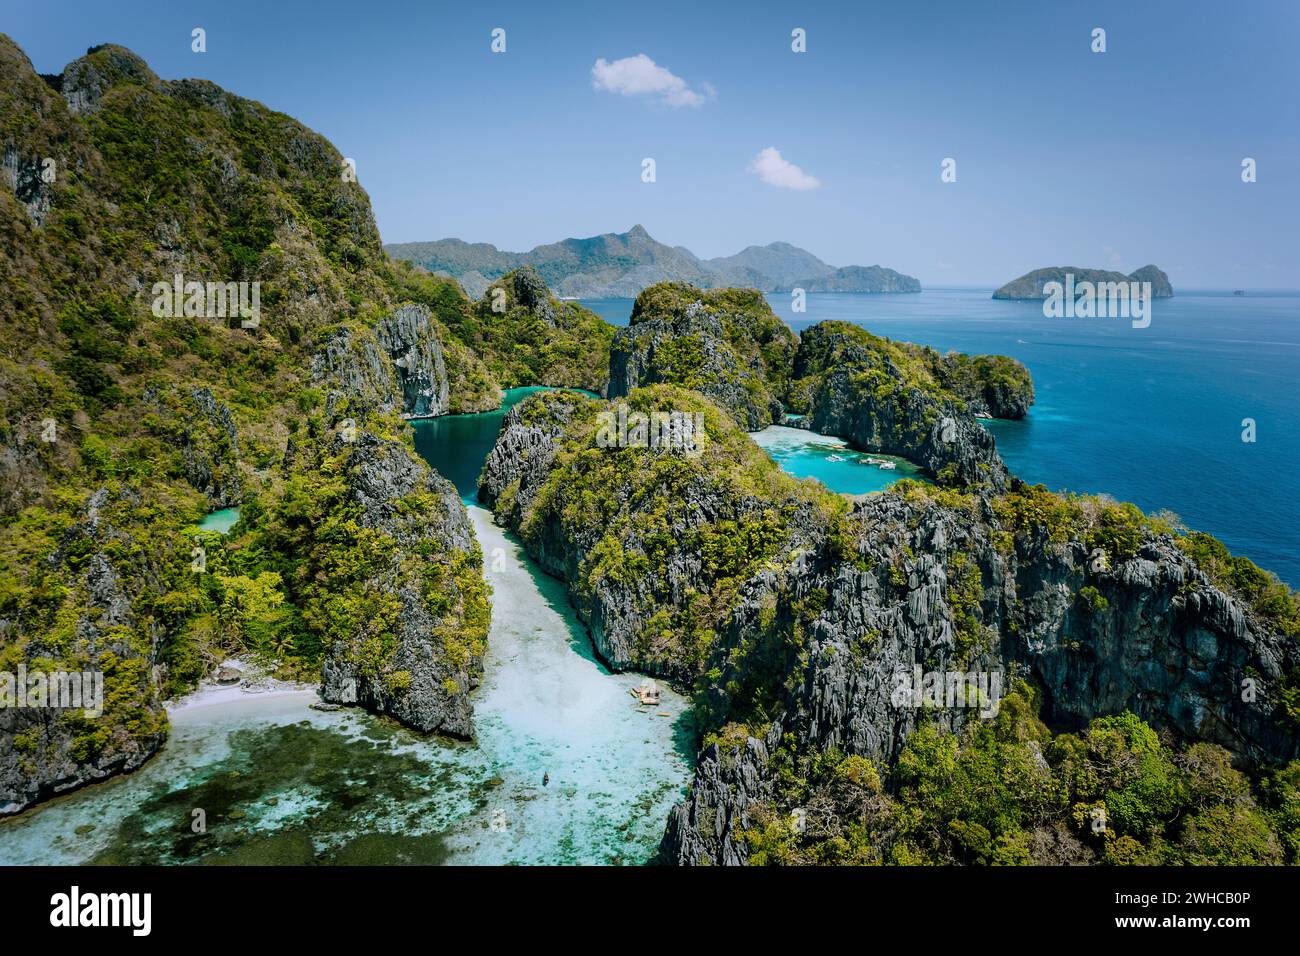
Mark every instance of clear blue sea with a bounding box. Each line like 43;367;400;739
582;290;1300;587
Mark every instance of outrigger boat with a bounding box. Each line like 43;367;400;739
632;679;661;706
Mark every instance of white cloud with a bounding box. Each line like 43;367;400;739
591;54;710;108
748;147;821;191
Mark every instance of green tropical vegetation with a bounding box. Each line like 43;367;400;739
739;683;1300;865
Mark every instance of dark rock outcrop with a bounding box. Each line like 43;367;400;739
1;487;168;816
479;388;829;681
931;353;1035;420
58;44;162;116
319;431;483;737
1;146;53;226
793;322;1010;489
505;265;555;326
476;393;1297;866
608;284;797;431
183;388;242;507
311;305;453;420
374;304;450;418
609;305;777;430
660;489;1298;864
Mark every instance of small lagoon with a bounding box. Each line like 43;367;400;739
196;507;240;534
0;392;693;866
752;425;919;495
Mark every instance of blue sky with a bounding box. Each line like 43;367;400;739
6;0;1299;288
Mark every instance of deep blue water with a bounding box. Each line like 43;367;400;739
412;386;553;501
582;290;1300;586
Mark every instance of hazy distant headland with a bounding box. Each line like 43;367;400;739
386;225;920;299
993;264;1174;299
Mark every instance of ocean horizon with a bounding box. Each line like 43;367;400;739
582;290;1300;586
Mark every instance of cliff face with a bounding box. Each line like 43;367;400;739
318;431;485;737
1;487;169;815
0;36;492;813
374;305;450;418
478;387;834;682
931;353;1034;420
993;265;1174;299
478;393;1299;864
607;293;1024;484
608;283;798;431
660;485;1298;864
311;304;453;420
793;322;1012;489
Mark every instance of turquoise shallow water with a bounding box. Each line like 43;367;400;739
752;425;920;494
196;507;240;534
0;507;693;865
7;284;1294;861
0;396;694;865
585;291;1300;586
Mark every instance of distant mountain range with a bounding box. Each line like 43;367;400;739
385;225;921;299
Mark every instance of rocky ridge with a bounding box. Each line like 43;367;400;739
318;429;484;737
660;483;1297;863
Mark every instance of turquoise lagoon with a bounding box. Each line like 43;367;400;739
588;290;1300;585
196;507;241;534
0;392;692;866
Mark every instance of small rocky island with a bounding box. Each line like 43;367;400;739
993;264;1174;299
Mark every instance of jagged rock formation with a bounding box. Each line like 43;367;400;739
994;265;1174;299
608;284;797;430
441;266;613;393
479;387;833;681
375;304;450;418
310;305;454;420
791;322;1011;489
478;393;1299;865
140;386;243;507
661;484;1297;863
605;287;1024;482
1;487;168;815
318;430;484;737
0;36;492;813
932;353;1034;419
1;146;53;226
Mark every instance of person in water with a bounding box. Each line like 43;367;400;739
543;772;549;787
